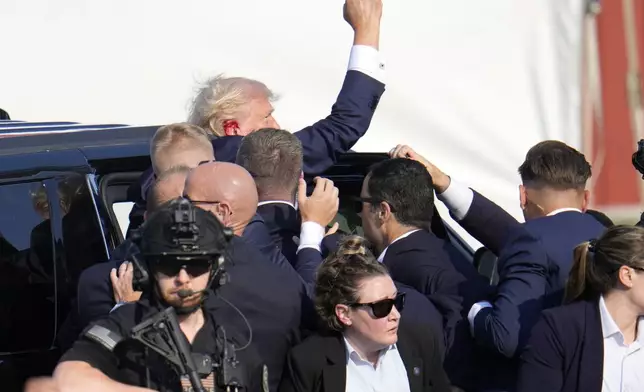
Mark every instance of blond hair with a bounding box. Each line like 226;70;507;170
187;74;278;136
150;123;213;175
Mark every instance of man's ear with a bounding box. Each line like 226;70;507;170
143;211;147;221
380;202;393;222
335;304;352;327
519;184;527;210
222;120;240;136
581;189;590;212
217;202;233;225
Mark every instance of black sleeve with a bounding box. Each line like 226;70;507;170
59;310;130;380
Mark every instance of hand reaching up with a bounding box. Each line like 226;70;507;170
298;177;340;228
389;144;452;193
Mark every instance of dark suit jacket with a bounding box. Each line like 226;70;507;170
459;192;607;390
126;70;384;236
517;299;604;392
257;202;300;265
278;319;451;392
243;212;321;286
382;230;490;390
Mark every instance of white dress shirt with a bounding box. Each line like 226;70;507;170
599;296;644;392
343;337;411;392
348;45;386;83
377;229;422;263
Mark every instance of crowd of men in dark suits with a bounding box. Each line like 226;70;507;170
23;0;643;391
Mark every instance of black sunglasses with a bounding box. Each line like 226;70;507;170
350;196;396;214
151;258;212;277
349;292;406;319
183;194;221;206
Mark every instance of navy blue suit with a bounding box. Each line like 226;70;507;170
244;212;321;286
126;70;384;236
517;299;604;392
458;191;606;390
380;230;490;391
256;203;300;265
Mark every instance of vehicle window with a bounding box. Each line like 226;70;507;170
57;174;109;288
0;181;55;353
113;201;134;238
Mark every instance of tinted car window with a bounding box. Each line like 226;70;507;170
57;174;109;285
0;181;55;353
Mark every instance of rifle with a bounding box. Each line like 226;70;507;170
130;306;248;392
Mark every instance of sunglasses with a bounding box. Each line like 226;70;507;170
350;196;396;215
349;292;406;319
151;258;212;277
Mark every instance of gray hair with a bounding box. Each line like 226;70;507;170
187;74;278;137
235;128;303;199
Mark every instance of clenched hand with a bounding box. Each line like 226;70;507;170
298;177;340;228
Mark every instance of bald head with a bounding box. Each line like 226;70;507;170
184;162;258;234
147;167;190;215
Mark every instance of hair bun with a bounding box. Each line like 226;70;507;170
336;235;373;258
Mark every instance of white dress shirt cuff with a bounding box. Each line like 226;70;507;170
468;301;492;335
348;45;386;84
436;179;474;221
297;221;326;253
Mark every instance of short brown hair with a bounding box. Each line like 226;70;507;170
150;123;213;175
564;225;644;303
314;236;389;332
235;128;303;198
518;140;591;190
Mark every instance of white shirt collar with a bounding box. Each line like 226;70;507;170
257;200;296;209
547;207;582;216
599;295;644;343
377;229;422;262
343;336;396;365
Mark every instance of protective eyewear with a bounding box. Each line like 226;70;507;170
349;292;406;318
151;258;212;277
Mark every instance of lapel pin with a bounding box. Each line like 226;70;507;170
413;367;420;376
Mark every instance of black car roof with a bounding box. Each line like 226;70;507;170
0;120;388;179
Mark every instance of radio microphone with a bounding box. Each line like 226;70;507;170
177;289;207;299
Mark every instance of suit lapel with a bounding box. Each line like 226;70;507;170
322;334;347;392
578;300;604;392
396;330;425;392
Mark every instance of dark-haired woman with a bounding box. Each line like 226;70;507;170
517;225;644;392
278;236;450;392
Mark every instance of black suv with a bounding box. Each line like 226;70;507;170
0;122;476;390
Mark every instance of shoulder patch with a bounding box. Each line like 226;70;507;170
84;324;124;351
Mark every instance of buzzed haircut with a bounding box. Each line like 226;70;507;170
366;158;435;230
149;123;213;175
235;128;303;197
518;140;592;190
146;166;191;215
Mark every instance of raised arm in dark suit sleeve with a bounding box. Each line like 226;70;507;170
469;226;549;358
